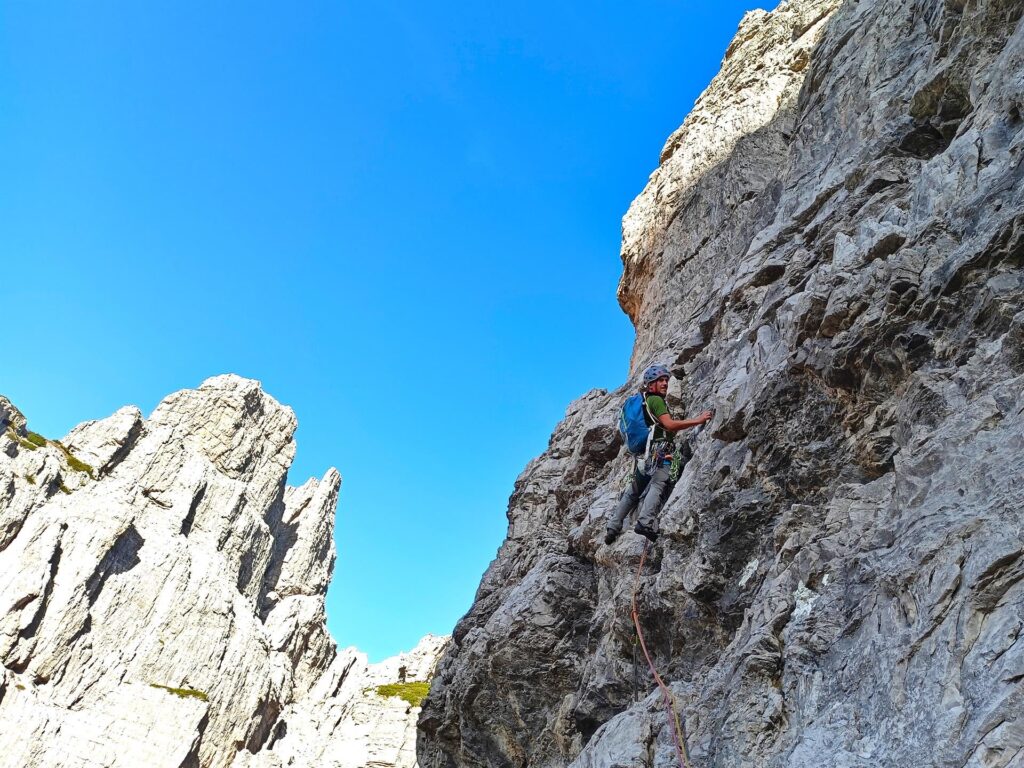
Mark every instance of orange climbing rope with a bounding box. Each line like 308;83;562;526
630;540;692;768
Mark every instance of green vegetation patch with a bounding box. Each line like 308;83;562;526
6;426;96;478
3;428;93;482
63;452;94;477
149;683;209;702
52;440;95;477
59;483;71;495
7;429;38;451
25;474;36;485
373;680;431;707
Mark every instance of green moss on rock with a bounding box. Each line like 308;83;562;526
149;683;209;702
52;440;95;477
7;429;38;451
373;680;431;707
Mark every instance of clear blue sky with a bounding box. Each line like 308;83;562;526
2;1;772;661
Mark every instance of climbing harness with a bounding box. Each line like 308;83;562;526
630;540;693;768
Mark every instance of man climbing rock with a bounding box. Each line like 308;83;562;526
606;363;712;544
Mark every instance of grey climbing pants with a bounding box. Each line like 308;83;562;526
606;462;674;533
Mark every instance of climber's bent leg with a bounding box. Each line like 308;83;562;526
636;464;673;532
606;466;649;534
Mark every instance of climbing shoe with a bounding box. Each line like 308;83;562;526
634;523;658;543
604;529;620;546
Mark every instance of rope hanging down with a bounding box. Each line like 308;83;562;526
630;540;693;768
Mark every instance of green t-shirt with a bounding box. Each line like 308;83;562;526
643;394;673;444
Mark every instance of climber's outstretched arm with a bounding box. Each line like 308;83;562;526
658;410;713;433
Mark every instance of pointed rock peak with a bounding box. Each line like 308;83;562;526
0;395;27;434
0;377;352;768
62;406;144;477
149;374;298;480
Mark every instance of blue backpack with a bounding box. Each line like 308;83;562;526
618;393;655;456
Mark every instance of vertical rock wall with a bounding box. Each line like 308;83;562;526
419;1;1024;766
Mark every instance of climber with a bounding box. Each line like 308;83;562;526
605;363;712;545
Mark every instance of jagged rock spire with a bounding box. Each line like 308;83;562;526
0;375;448;767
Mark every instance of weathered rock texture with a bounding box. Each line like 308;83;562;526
419;1;1024;766
0;376;448;768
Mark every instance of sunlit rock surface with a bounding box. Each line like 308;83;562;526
0;376;447;768
236;634;450;768
419;0;1024;766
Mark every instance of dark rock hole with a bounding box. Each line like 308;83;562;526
899;123;951;160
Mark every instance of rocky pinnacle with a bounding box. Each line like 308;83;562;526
0;375;448;768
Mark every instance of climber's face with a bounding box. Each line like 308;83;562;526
649;376;669;396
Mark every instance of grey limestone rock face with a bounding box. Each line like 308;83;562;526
0;375;447;768
419;1;1024;766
